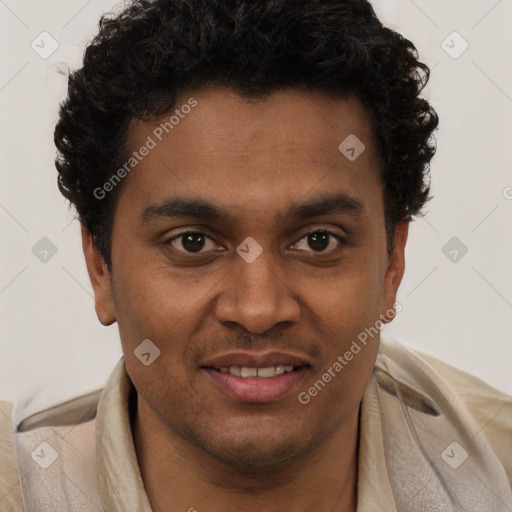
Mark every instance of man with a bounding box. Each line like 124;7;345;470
1;0;511;510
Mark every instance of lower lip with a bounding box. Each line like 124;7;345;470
203;367;308;403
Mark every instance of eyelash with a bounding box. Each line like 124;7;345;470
163;229;346;254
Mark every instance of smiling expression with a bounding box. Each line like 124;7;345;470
85;86;407;469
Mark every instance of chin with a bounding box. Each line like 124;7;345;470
195;421;316;472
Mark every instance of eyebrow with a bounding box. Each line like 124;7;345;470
139;192;365;225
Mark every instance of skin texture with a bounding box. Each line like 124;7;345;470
82;87;408;512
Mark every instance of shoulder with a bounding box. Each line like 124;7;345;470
411;346;512;482
0;400;24;511
379;337;512;486
1;386;104;512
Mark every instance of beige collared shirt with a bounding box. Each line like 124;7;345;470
1;337;511;511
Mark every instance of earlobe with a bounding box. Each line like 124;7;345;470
381;222;408;323
80;224;117;326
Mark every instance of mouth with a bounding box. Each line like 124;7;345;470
200;350;312;403
209;364;299;378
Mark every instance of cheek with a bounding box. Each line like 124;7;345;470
303;257;384;392
309;259;384;328
111;270;197;402
112;263;187;333
116;284;197;419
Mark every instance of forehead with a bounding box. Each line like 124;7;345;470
118;87;382;224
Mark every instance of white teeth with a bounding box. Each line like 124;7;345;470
275;365;285;375
240;367;258;378
257;366;276;378
222;366;296;378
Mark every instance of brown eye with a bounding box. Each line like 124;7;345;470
307;232;330;251
181;233;206;252
164;232;221;253
291;231;344;253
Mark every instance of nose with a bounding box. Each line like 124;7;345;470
214;249;301;335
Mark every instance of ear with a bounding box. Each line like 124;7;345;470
381;222;408;324
81;223;117;326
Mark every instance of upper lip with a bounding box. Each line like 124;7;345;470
201;350;312;369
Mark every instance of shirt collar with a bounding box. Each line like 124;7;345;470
95;358;153;512
95;356;396;512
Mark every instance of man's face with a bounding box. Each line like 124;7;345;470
85;87;406;468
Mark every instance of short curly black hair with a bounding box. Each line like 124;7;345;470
55;0;438;270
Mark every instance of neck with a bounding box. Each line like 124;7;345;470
133;397;360;512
